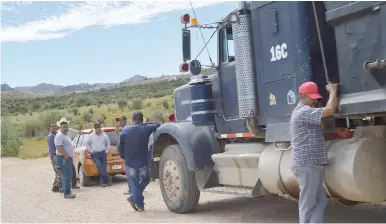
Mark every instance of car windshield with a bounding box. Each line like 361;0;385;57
104;131;118;145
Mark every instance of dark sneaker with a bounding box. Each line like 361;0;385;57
51;188;60;192
72;185;80;189
64;193;76;199
127;197;138;211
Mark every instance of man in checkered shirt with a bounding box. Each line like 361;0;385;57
290;81;338;223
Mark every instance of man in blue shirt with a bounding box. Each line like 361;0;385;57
118;111;160;212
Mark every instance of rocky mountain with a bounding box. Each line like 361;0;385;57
1;84;17;92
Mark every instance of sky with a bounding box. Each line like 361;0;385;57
0;1;237;87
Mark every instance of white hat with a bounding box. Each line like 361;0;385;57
56;117;70;127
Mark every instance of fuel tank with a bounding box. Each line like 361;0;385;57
258;137;386;203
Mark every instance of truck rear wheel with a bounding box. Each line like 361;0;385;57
159;144;200;214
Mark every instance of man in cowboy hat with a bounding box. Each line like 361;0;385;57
87;121;112;187
290;81;338;223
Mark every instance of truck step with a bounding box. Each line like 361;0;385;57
203;186;254;197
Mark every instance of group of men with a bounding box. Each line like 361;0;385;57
48;119;113;199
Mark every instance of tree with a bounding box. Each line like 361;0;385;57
117;100;127;112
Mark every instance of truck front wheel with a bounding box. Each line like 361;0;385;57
159;144;200;214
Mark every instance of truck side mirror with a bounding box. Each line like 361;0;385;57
190;60;202;76
182;28;191;61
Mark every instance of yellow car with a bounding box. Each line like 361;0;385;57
72;127;126;186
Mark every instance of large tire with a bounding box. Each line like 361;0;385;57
159;144;200;214
79;164;91;187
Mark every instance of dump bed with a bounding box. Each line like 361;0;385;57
325;1;386;115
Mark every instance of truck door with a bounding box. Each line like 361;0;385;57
218;25;239;119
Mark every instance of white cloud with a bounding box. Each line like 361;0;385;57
0;1;223;43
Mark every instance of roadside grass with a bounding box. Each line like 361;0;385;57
18;138;48;160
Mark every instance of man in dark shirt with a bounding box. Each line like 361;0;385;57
48;122;61;192
118;111;160;212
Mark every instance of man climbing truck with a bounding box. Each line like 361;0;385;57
151;1;386;214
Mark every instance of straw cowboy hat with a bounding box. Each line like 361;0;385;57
56;117;71;127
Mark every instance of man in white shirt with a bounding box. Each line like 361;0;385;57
87;122;112;187
54;121;76;199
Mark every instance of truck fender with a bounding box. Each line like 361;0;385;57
153;121;218;171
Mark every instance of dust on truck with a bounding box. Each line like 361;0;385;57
152;1;386;214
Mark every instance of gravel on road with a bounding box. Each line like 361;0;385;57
1;157;385;223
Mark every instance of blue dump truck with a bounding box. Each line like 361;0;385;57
150;1;386;214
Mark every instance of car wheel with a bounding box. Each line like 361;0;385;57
159;144;200;214
79;164;91;187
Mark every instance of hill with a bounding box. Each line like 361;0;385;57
121;75;147;84
1;78;189;115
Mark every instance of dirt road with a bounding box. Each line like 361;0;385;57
1;157;385;223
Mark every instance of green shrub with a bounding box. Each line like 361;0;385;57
117;100;127;112
1;117;23;157
82;112;93;124
23;120;42;138
71;108;79;116
131;99;143;110
162;99;169;110
74;96;88;107
151;111;164;123
39;111;68;129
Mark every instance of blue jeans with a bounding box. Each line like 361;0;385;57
91;151;111;185
56;155;73;196
292;166;328;224
124;157;132;192
126;165;150;209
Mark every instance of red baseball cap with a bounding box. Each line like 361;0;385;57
298;81;323;100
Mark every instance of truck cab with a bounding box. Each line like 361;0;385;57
153;1;386;214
